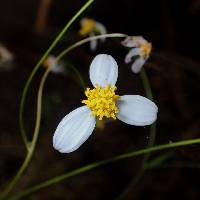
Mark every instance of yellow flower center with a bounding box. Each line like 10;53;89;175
139;42;152;58
79;18;96;36
82;85;120;120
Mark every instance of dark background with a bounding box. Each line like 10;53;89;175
0;0;200;199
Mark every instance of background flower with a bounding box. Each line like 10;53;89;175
79;17;107;51
122;36;152;73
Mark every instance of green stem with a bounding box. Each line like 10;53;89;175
19;0;95;151
10;30;124;200
10;137;200;200
56;33;127;60
1;1;95;199
140;68;153;100
140;68;156;160
140;69;157;159
0;68;51;200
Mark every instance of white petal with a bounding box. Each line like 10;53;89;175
95;22;107;42
89;54;118;87
125;48;140;64
121;36;147;48
117;95;158;126
53;106;96;153
89;32;98;51
131;57;146;73
121;37;137;47
132;36;147;46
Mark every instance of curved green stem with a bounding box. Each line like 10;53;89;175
10;137;200;200
56;33;127;60
139;69;157;160
10;24;125;200
19;0;95;151
0;68;51;200
140;68;153;100
1;1;95;199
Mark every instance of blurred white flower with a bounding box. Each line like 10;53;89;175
43;55;65;74
53;54;158;153
79;17;107;51
0;43;14;71
122;36;152;73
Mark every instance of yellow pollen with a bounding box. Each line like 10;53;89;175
79;18;96;36
139;42;152;58
82;85;120;120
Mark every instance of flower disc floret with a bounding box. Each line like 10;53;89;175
79;18;95;36
82;85;120;120
139;42;152;58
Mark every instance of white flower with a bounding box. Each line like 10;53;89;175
53;54;158;153
79;17;107;51
0;43;14;71
43;55;65;74
122;36;152;73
